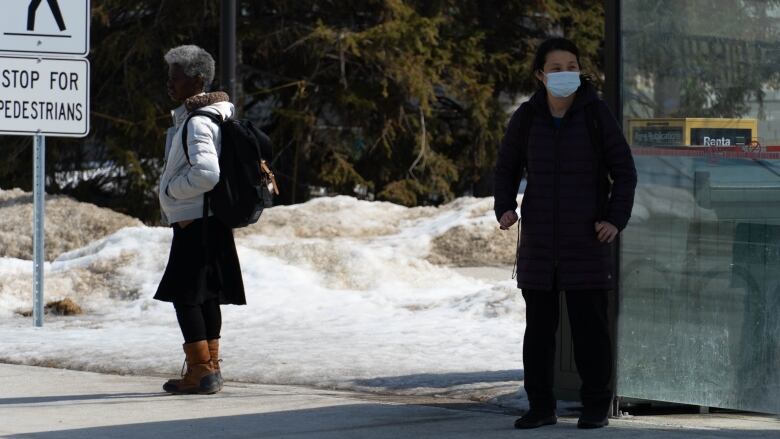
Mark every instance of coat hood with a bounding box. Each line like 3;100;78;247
185;91;230;112
171;91;234;126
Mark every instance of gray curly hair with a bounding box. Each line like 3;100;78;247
164;45;215;90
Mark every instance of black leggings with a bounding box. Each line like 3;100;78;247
174;299;222;343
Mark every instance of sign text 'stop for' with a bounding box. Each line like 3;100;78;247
0;56;90;137
0;0;89;56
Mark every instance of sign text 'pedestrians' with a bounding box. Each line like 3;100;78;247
0;56;89;137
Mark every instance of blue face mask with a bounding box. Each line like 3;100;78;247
544;71;581;98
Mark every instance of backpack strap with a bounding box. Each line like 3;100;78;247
180;110;223;165
179;109;224;251
584;102;609;218
516;102;534;186
510;103;533;280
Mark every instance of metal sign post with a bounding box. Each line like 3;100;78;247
33;133;45;327
0;0;90;327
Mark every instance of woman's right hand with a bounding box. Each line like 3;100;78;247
499;211;519;230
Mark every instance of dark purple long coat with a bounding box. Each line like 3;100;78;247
494;82;637;291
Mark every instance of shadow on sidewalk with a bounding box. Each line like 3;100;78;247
352;369;523;390
6;402;779;439
0;392;166;405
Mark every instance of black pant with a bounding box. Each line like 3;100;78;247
522;289;613;411
174;299;222;343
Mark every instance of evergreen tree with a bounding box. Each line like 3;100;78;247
241;0;605;206
0;0;605;222
0;1;220;221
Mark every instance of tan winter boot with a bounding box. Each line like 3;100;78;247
207;338;224;390
163;340;220;394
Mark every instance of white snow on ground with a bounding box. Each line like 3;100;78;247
0;194;530;407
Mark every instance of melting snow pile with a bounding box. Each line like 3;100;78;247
0;190;527;407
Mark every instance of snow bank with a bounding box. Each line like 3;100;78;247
0;193;527;407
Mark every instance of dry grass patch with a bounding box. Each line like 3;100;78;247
17;298;83;317
428;224;518;267
0;188;142;260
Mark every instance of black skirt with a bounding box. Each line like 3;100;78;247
154;217;246;305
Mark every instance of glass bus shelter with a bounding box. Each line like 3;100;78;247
611;0;780;414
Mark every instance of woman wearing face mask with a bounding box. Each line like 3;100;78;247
493;38;637;430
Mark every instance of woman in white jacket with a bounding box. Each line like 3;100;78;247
154;45;245;395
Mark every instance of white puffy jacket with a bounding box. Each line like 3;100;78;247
158;94;234;225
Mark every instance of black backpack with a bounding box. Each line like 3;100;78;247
181;110;278;228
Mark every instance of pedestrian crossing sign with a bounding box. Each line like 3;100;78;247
0;0;89;56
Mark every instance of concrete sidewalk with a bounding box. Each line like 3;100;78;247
1;364;778;438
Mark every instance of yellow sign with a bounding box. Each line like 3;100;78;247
628;118;757;147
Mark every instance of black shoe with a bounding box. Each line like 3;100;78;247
514;410;557;429
577;407;609;429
